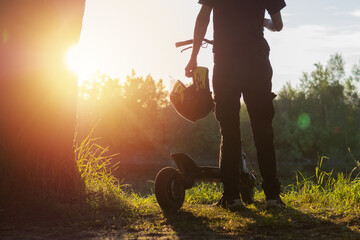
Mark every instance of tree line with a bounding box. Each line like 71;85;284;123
77;54;360;182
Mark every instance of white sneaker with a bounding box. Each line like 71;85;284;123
265;197;285;209
215;196;243;209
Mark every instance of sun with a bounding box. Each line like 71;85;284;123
65;45;98;84
66;45;82;74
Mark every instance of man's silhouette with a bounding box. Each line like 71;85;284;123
185;0;286;208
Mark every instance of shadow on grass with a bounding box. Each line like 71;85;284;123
238;201;360;239
163;201;360;240
164;210;236;240
0;200;130;240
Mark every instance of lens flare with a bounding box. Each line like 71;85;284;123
298;113;310;129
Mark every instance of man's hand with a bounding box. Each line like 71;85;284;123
264;11;283;32
185;5;211;78
185;57;197;78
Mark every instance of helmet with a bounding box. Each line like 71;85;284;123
170;67;214;122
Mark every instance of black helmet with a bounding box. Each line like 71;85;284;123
170;67;214;122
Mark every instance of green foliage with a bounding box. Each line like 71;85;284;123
274;53;360;175
287;154;360;217
129;156;359;238
78;71;171;167
77;71;221;171
315;156;334;187
77;54;360;185
185;182;223;204
76;126;119;192
72;130;360;238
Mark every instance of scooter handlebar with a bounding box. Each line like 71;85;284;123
175;39;194;48
175;38;213;48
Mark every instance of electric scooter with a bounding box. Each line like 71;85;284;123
155;151;256;212
154;39;257;212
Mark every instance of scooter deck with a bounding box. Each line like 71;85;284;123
171;153;221;189
162;152;256;207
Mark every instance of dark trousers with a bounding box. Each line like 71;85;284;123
213;52;280;200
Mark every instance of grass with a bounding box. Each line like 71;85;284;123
71;133;360;239
4;133;359;239
75;127;129;209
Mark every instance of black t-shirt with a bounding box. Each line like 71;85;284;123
198;0;286;54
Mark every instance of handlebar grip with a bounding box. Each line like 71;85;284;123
175;39;214;48
203;39;214;45
175;39;193;48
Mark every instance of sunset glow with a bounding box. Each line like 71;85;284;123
73;0;203;89
76;0;360;92
66;45;98;84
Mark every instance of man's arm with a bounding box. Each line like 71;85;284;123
264;11;283;32
185;5;212;78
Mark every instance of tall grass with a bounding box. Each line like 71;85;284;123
71;136;360;239
74;128;360;219
179;154;360;216
286;154;360;216
75;127;129;208
185;182;223;204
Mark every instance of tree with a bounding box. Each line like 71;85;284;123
274;54;360;173
0;1;86;204
77;72;170;164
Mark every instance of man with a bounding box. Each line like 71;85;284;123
185;0;286;208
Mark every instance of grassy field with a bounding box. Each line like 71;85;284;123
2;180;359;239
1;137;360;239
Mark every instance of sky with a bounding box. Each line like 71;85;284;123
75;0;360;93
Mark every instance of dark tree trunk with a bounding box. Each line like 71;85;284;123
0;0;86;204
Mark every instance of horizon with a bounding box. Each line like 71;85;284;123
70;0;360;92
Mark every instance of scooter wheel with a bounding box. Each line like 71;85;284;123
240;186;255;204
155;167;185;212
239;172;256;204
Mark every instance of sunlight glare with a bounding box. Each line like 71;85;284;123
66;45;81;73
65;45;98;84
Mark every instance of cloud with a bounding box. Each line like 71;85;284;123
323;6;339;11
350;9;360;17
265;24;360;91
281;12;299;17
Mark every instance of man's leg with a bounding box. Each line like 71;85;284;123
243;90;281;200
241;54;281;201
213;58;242;200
